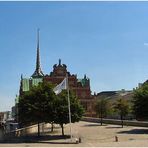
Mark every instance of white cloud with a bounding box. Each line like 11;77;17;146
144;43;148;46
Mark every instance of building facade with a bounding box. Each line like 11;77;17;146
18;30;96;117
44;59;95;116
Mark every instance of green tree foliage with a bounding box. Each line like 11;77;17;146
18;82;84;136
95;98;108;125
114;99;130;127
54;90;84;136
18;82;56;136
133;83;148;120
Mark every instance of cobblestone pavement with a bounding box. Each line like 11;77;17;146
0;121;148;147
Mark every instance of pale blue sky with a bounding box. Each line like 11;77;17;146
1;1;148;111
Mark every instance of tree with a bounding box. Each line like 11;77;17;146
54;90;84;136
18;82;84;137
114;99;130;127
95;98;108;125
133;82;148;120
18;81;56;136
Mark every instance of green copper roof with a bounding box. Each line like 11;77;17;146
15;95;19;104
22;78;30;91
32;78;43;86
22;77;43;92
78;78;87;87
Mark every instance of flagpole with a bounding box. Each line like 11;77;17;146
66;73;72;141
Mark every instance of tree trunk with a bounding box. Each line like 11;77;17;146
121;114;123;128
51;122;54;132
61;124;64;136
101;116;103;126
100;106;103;126
38;122;40;137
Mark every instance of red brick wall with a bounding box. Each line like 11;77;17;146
43;63;95;117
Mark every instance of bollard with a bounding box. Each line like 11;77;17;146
79;137;82;143
115;136;118;142
75;138;79;144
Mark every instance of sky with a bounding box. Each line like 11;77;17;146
1;1;148;111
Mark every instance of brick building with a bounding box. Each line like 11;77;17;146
18;30;96;117
44;59;95;116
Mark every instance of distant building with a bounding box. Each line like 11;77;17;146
0;111;11;123
95;89;134;119
11;106;17;119
18;30;96;117
0;113;4;122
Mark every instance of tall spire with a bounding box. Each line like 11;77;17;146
32;29;44;78
36;28;40;72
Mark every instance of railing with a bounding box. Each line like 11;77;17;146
2;122;51;142
82;117;148;127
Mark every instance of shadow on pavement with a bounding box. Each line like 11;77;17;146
117;129;148;134
83;123;107;127
1;135;71;144
105;126;123;129
35;141;77;144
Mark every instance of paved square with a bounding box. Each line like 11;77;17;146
0;121;148;147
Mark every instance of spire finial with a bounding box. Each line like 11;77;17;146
59;59;61;65
84;74;86;79
21;74;23;80
31;29;44;78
